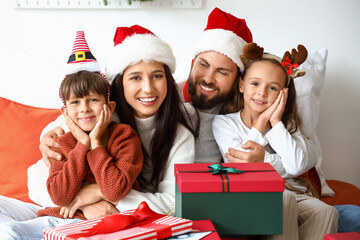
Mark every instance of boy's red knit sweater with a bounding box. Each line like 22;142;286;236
37;122;143;220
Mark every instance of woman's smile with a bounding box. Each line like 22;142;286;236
137;96;157;105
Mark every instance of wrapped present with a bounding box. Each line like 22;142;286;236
167;220;222;240
43;201;192;240
175;163;284;236
192;220;221;240
324;232;360;240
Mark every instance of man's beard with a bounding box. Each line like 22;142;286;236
188;76;235;110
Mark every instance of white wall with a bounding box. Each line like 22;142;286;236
1;0;359;188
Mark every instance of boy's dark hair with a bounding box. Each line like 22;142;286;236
60;71;109;104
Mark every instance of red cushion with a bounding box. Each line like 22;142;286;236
0;97;61;203
321;180;360;207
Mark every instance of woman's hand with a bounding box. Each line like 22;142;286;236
80;200;119;219
225;141;265;163
39;127;65;168
59;183;104;218
89;104;112;149
62;108;90;148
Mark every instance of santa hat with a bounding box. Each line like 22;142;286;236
106;25;176;83
193;7;253;72
60;31;108;106
66;31;101;75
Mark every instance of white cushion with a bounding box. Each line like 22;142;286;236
295;48;335;197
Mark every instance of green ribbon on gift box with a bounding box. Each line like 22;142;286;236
208;163;244;175
208;163;243;192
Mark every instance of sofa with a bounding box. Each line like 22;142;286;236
1;96;360;208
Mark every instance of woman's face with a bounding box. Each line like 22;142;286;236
122;61;167;119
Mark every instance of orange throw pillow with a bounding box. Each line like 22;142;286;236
321;180;360;207
0;97;61;203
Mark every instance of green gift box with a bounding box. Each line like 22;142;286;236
175;163;284;237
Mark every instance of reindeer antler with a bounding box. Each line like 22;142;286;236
282;44;308;65
243;43;264;60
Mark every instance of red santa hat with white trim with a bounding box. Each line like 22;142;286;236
193;7;253;72
106;25;176;83
66;31;101;75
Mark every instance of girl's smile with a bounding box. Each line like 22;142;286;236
252;99;267;106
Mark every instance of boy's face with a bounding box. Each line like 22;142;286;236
64;90;108;132
240;60;286;114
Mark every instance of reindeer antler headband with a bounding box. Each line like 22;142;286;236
240;43;308;85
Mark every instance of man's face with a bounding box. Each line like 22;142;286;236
188;51;239;110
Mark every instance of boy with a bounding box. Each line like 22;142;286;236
0;31;143;240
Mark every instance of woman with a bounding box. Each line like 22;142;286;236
105;25;197;214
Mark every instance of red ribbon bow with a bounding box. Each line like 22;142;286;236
68;201;166;238
281;57;299;76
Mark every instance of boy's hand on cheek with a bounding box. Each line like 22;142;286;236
63;110;90;148
89;104;112;149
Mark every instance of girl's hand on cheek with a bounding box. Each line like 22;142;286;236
63;109;90;148
270;88;288;127
254;90;283;134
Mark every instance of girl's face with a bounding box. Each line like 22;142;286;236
240;60;286;114
122;61;167;119
64;90;108;132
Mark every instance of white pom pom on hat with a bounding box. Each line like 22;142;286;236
106;25;176;83
193;7;253;72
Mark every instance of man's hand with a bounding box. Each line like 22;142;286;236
39;127;65;168
59;183;104;218
225;141;265;163
80;200;119;219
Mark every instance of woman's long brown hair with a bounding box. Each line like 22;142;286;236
110;64;197;191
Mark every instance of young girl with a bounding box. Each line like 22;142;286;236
212;43;338;240
24;25;196;219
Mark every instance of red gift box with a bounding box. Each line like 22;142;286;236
192;220;221;240
175;163;284;193
43;202;192;240
175;163;284;236
324;232;360;240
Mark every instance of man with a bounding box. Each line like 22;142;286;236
179;8;339;240
180;7;265;163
